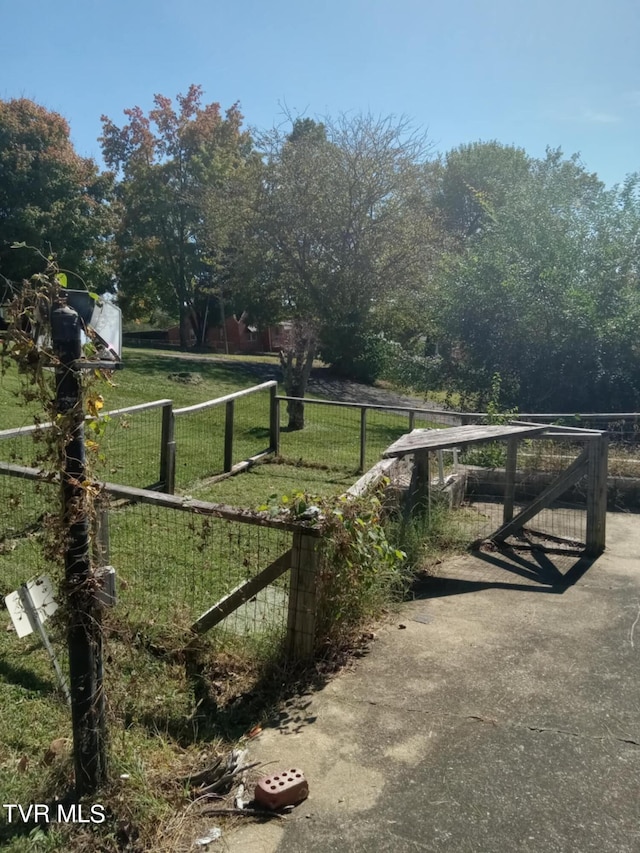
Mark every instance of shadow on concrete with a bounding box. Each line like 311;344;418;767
413;546;598;600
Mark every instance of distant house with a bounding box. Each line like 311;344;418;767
166;313;291;354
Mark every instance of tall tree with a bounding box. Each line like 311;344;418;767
0;98;114;292
431;141;531;240
100;85;255;349
433;144;640;410
240;114;438;427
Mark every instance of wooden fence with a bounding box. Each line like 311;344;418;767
0;460;323;660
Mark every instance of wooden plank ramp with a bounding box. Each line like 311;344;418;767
383;423;546;457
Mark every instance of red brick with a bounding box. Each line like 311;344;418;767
254;769;309;810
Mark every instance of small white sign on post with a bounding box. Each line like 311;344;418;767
5;576;70;703
5;575;58;638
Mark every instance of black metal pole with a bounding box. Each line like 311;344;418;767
52;303;106;796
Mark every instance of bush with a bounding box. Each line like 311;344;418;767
319;325;391;384
380;341;444;393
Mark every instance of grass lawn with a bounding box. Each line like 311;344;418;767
1;348;447;492
0;349;276;429
190;458;356;505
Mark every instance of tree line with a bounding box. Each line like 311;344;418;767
1;87;639;419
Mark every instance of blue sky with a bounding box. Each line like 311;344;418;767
2;0;638;186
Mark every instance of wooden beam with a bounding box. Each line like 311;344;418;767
491;447;590;542
586;435;609;556
511;420;603;436
159;402;175;494
269;385;280;454
224;400;234;473
405;450;430;518
503;436;518;524
0;399;173;440
539;430;600;441
191;548;293;635
174;381;277;416
286;532;320;659
384;423;546;458
346;458;396;498
199;449;273;486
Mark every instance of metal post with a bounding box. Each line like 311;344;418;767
269;385;280;455
52;303;106;796
359;408;367;473
159;401;176;494
224;399;235;473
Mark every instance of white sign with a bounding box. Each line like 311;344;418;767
5;576;58;638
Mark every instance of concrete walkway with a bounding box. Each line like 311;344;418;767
227;512;640;853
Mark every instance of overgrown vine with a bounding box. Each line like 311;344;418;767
258;484;408;651
1;248;114;582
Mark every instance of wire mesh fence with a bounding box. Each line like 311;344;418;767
106;498;294;655
519;414;640;481
92;402;169;489
173;403;227;487
383;428;605;559
172;382;275;491
459;437;588;548
0;470;58;598
0;461;317;665
276;397;449;473
0;400;171;490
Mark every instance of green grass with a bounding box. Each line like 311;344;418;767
1;348;448;492
190;458;355;505
0;349;271;429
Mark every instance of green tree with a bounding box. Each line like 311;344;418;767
431;141;531;239
433;144;640;410
100;85;256;349
241;114;438;427
0;98;114;292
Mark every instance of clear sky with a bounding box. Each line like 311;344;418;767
2;0;638;186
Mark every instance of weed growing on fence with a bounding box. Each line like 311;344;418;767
317;494;408;650
260;486;408;654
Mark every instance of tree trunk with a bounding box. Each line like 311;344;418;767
279;321;316;430
179;302;190;351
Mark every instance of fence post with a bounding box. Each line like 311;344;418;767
359;408;367;473
270;386;280;455
586;433;608;556
409;410;415;432
405;449;430;519
286;531;319;660
52;303;106;795
224;400;235;473
159;401;176;494
503;436;518;524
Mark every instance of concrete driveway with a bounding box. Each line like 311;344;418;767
226;512;640;853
